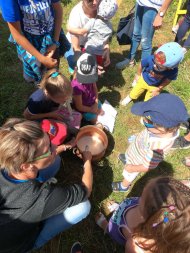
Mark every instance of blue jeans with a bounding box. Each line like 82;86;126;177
33;200;91;249
175;14;190;48
129;3;157;60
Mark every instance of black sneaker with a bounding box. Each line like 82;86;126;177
118;153;126;164
70;242;83;253
171;136;190;149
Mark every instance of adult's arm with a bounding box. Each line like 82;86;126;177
7;22;57;68
42;151;93;219
153;0;173;28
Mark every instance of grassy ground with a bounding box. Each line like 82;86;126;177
1;0;190;252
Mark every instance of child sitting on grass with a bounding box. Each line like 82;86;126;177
96;176;190;253
67;0;118;66
121;42;184;106
23;68;72;121
71;53;104;124
112;93;188;192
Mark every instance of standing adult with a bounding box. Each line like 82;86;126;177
175;0;190;54
67;0;110;67
116;0;173;69
0;118;93;253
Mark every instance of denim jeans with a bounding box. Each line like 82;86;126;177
175;14;190;48
129;3;157;60
33;200;91;249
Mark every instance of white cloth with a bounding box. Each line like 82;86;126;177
67;1;90;46
136;0;164;11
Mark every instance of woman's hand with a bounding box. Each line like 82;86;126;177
82;150;92;162
153;14;163;29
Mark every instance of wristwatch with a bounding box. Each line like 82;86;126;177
159;11;164;17
53;40;60;48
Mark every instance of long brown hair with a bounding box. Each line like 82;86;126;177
133;177;190;253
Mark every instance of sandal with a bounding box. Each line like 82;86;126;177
182;157;190;167
95;212;108;231
112;181;130;192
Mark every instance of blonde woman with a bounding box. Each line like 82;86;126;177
0;118;92;252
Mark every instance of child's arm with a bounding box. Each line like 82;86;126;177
73;95;98;114
132;63;142;84
151;79;171;97
67;25;88;36
46;2;63;58
7;22;57;68
23;108;65;121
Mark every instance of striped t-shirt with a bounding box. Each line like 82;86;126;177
126;128;179;169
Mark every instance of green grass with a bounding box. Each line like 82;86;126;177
1;0;190;252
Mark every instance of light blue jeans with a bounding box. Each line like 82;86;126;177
33;200;91;249
129;3;157;60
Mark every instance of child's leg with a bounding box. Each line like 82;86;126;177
129;76;148;100
144;85;159;101
122;167;139;186
83;101;102;124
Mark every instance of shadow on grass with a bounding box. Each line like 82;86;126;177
99;89;121;108
128;161;174;197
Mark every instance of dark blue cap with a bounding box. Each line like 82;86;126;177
131;93;189;128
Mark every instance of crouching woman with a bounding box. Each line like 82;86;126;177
0;118;93;253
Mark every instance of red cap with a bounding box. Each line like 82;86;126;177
41;119;67;145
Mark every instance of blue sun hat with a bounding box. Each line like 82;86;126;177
154;42;184;68
131;93;189;128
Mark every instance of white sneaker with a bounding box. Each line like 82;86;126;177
116;59;135;70
131;79;137;87
120;95;132;106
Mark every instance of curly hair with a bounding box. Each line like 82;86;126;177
133;177;190;253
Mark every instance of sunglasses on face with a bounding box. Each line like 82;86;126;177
31;141;53;162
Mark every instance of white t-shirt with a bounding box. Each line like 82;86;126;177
67;1;90;46
136;0;164;11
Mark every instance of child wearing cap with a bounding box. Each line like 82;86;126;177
67;0;118;66
120;42;184;106
112;93;189;192
72;53;104;124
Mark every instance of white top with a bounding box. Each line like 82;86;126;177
136;0;164;11
67;1;90;46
